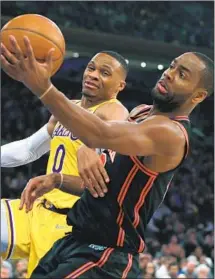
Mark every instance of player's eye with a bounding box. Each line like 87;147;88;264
179;71;186;79
87;65;95;71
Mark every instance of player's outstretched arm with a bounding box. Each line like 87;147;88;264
1;116;56;167
19;170;110;212
1;36;184;158
34;91;184;157
19;173;83;212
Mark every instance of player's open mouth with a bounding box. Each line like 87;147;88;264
157;81;168;94
84;81;99;89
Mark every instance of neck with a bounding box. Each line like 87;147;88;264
148;102;195;118
80;95;116;109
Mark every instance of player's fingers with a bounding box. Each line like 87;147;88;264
20;180;31;210
86;186;99;198
19;189;26;210
46;48;55;68
26;191;38;212
1;53;21;81
79;171;98;198
27;193;38;212
31;186;44;199
24;181;36;211
91;167;108;194
85;169;105;198
1;43;18;65
79;171;92;188
80;180;85;189
9;35;24;61
98;162;110;184
1;54;15;75
23;36;36;67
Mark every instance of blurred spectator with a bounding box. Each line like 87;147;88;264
155;257;169;278
144;262;156;278
196;264;212;279
193;246;204;261
183;230;199;257
14;259;28;278
16;269;27;279
138;253;153;277
1;261;13;278
167;235;185;259
168;262;180;278
184;260;197;278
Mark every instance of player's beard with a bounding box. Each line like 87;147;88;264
151;87;183;113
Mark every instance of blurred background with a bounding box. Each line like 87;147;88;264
1;1;214;279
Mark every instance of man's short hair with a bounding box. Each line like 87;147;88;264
99;50;129;78
192;52;214;97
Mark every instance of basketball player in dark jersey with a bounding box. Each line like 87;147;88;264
1;36;213;278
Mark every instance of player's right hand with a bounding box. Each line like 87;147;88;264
19;173;56;212
77;145;110;198
1;35;54;95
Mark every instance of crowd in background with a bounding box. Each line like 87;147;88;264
2;2;213;49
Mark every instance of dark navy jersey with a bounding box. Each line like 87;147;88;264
67;105;191;253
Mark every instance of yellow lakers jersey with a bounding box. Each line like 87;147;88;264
43;99;120;208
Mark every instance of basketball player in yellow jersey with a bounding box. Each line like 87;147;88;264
1;50;129;277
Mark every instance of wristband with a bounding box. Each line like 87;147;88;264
39;84;53;100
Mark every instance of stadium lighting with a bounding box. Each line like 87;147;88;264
73;52;79;58
140;62;146;68
157;64;164;70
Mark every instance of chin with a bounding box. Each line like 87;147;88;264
81;90;96;98
151;87;169;102
151;88;179;112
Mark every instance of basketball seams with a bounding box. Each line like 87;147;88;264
2;28;65;58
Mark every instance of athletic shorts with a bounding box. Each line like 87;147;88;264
1;199;72;277
31;233;139;279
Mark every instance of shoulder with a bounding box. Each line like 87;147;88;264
95;101;129;121
48;115;58;125
144;115;185;140
142;115;186;155
47;115;58;135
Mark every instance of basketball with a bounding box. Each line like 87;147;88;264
1;14;65;75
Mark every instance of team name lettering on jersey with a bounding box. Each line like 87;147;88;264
53;124;78;141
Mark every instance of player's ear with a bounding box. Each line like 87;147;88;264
192;89;207;104
118;81;126;92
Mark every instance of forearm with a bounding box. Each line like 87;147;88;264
39;85;110;148
34;84;145;156
53;173;83;196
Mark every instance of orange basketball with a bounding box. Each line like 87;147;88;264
1;14;65;76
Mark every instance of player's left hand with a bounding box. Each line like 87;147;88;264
1;35;54;94
19;173;57;212
77;145;110;198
